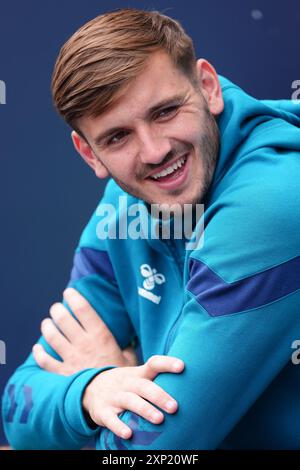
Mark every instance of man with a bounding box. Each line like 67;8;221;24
2;8;300;450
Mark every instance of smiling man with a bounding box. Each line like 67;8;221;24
69;49;221;208
3;8;300;450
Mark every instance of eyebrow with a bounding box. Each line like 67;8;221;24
93;94;186;147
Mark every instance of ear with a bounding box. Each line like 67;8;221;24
195;59;224;116
71;131;109;179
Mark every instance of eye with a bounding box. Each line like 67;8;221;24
156;105;179;120
106;130;129;146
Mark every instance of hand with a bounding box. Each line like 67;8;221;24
32;287;138;375
82;355;185;439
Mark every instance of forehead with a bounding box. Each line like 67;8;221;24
79;51;193;139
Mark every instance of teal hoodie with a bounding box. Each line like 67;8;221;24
2;76;300;449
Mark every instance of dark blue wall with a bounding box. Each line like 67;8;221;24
0;0;299;445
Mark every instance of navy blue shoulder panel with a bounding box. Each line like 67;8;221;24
70;247;115;282
187;256;300;316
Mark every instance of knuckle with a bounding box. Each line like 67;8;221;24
41;318;51;328
95;330;112;344
103;414;117;430
112;391;123;406
35;353;47;368
73;301;89;317
148;389;161;404
117;391;133;409
135;378;153;396
146;355;163;368
148;354;160;363
49;303;65;321
143;381;165;403
41;319;54;337
49;302;62;313
75;337;89;350
143;404;155;419
44;330;55;342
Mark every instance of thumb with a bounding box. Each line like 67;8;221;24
140;355;185;380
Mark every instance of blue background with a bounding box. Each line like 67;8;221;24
0;0;299;445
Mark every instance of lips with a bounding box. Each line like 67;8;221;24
147;152;190;191
146;154;188;180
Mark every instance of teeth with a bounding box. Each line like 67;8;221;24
152;156;186;180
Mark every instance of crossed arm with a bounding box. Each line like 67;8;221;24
33;287;185;440
32;284;300;450
6;276;300;450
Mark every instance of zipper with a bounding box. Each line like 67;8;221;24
164;238;184;273
163;238;185;354
163;307;184;354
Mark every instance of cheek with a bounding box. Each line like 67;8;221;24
105;151;133;177
171;115;201;143
114;160;141;185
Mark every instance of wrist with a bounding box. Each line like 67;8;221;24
63;368;106;437
82;405;98;430
81;367;116;429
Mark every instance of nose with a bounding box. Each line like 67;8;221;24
138;125;172;165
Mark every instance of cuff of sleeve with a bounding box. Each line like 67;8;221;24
64;366;116;437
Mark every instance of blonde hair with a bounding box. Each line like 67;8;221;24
51;8;197;133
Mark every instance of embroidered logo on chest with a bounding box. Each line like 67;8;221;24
138;263;166;304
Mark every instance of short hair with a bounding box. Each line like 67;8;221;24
51;8;197;133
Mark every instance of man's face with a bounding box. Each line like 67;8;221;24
77;51;222;207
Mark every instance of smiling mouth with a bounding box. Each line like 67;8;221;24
147;154;188;182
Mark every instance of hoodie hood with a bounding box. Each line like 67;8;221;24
210;75;300;196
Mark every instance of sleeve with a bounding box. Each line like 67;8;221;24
97;173;300;450
2;181;136;450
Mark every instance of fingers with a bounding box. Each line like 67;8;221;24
117;391;164;424
96;409;132;440
142;355;185;381
82;357;185;441
40;318;72;359
63;288;115;339
50;302;84;344
132;378;178;414
127;355;184;416
32;343;65;374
